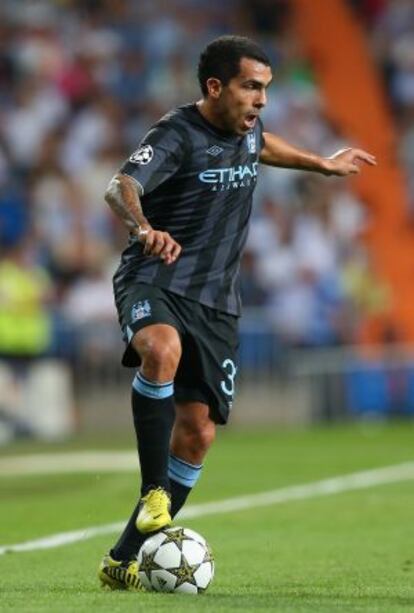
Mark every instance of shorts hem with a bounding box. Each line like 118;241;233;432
175;384;229;425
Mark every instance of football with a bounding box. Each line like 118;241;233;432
137;526;214;594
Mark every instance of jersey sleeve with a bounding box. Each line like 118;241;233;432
120;122;185;195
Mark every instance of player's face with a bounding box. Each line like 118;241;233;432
218;58;272;135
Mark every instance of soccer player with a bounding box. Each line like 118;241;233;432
98;35;376;589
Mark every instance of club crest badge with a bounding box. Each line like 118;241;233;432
246;132;256;154
131;300;152;322
129;144;154;165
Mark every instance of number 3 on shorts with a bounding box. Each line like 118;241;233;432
220;358;237;398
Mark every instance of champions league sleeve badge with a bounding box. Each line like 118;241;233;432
246;133;256;154
129;144;154;165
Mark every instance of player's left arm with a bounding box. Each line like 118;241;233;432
259;132;377;176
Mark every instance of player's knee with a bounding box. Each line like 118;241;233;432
186;419;216;456
138;336;181;380
198;421;216;452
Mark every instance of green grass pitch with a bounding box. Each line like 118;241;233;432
1;422;414;611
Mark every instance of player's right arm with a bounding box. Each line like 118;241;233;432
105;173;181;266
105;122;185;265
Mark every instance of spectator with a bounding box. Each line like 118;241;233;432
0;0;400;362
0;237;52;358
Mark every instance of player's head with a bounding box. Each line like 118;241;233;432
198;35;272;135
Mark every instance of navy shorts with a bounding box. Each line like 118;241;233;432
114;282;239;424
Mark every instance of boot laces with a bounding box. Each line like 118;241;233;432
144;487;169;514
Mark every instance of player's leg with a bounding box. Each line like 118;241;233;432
167;302;238;517
100;281;184;589
130;323;181;532
99;323;180;589
131;324;180;492
168;401;216;517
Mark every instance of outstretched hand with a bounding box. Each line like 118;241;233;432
323;148;377;176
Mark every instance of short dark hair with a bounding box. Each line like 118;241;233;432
198;35;270;97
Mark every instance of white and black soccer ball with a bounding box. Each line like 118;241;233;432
137;526;214;594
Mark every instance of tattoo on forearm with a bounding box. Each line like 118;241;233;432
105;174;149;232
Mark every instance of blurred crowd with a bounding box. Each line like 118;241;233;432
0;0;411;363
353;0;414;207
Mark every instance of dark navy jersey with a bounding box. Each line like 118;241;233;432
113;103;265;316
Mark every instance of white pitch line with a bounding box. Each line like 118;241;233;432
0;451;139;476
1;461;414;556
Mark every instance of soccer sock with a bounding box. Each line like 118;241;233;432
111;510;142;561
132;371;175;494
111;454;202;561
111;373;175;561
168;454;202;518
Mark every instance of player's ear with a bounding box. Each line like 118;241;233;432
206;77;222;99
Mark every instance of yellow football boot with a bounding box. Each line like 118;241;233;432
136;487;172;533
98;554;143;591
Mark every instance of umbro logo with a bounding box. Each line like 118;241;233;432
206;145;224;157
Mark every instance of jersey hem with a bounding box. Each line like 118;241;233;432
129;279;241;318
